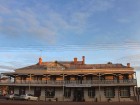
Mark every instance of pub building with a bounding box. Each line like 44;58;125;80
0;56;137;102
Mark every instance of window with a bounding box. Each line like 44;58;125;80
8;86;14;94
88;87;95;98
34;87;41;97
105;87;115;98
64;88;71;98
50;76;56;81
19;87;26;95
86;75;93;80
45;87;55;98
120;87;130;97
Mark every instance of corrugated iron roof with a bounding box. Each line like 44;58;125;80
15;60;132;71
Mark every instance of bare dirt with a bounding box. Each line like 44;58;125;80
0;99;140;105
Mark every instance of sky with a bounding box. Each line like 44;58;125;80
0;0;140;86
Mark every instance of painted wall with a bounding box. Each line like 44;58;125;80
10;86;136;102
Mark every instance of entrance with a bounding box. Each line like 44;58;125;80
73;88;84;102
34;87;41;97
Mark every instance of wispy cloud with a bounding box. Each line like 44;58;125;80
0;0;115;45
0;0;139;52
116;53;140;67
0;17;2;23
0;5;11;14
0;65;15;70
117;18;132;23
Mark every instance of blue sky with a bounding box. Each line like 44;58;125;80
0;0;140;86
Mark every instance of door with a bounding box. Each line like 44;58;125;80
34;87;41;97
73;88;84;102
19;87;26;95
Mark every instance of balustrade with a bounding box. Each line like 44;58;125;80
0;79;137;86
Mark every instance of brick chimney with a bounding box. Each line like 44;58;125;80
82;56;85;64
54;61;57;66
127;63;130;67
74;57;77;64
39;57;42;65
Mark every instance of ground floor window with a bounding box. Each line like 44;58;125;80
34;87;41;97
0;87;2;95
64;88;71;98
105;87;115;98
0;86;7;96
120;87;130;97
8;86;14;94
73;88;84;102
88;87;95;98
45;87;55;98
19;87;26;95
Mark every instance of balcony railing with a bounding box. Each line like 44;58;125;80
0;79;137;86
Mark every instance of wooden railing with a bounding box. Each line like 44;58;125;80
0;79;137;86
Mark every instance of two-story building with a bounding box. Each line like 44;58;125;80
0;56;137;102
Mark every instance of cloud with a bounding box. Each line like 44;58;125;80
134;66;140;71
89;0;114;12
0;17;2;23
0;65;15;70
0;5;11;14
118;54;140;61
116;53;140;67
0;0;115;44
2;0;139;51
66;0;114;13
0;5;57;44
0;51;40;72
0;69;14;73
117;18;131;23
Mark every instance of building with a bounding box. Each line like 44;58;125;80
0;56;138;102
136;87;140;101
0;77;8;96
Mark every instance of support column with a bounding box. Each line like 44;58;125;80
98;73;101;102
135;72;139;102
28;74;31;94
62;73;65;101
118;86;120;102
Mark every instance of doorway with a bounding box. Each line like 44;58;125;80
34;87;41;97
73;88;84;102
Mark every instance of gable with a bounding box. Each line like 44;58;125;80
46;62;65;70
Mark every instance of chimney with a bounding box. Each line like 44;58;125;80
54;60;57;66
82;56;85;64
74;57;77;64
127;63;130;67
39;57;42;65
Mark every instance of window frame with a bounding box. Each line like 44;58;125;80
64;88;71;98
105;87;115;98
45;87;55;98
88;87;95;98
120;87;130;98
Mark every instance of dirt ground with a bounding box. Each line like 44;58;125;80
0;100;140;105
